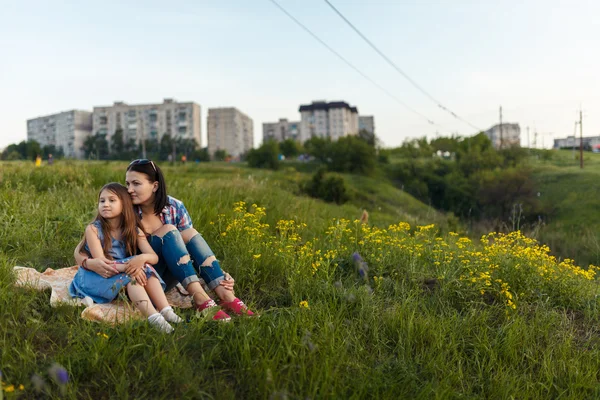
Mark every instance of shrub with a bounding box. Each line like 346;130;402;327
247;140;280;170
303;168;349;204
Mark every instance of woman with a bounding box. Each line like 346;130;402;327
75;159;254;320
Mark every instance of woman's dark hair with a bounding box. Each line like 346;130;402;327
126;159;167;216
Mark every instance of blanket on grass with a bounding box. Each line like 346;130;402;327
14;266;195;325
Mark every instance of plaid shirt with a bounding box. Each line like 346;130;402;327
136;196;193;231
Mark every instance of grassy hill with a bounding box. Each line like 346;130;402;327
529;150;600;266
2;160;600;399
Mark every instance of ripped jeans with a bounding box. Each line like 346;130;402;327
149;229;226;292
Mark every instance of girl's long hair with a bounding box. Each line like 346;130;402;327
82;182;140;259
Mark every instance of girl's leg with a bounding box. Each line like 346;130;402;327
144;276;183;323
127;283;158;317
144;276;169;311
127;282;173;333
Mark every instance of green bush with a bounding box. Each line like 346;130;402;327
247;140;280;170
303;168;349;204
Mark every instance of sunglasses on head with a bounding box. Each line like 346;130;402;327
128;159;157;172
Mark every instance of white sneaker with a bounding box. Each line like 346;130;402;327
160;306;184;323
148;313;174;333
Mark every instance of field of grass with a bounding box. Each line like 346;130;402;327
2;160;600;399
528;150;600;266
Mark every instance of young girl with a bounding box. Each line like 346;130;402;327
69;182;183;333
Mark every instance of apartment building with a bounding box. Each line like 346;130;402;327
27;110;92;158
207;107;253;159
359;116;375;135
298;100;359;142
92;98;201;147
484;123;521;149
262;118;300;142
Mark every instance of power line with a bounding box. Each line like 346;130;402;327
268;0;447;131
324;0;482;133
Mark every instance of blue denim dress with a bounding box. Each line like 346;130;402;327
69;221;165;304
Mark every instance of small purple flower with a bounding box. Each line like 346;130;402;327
48;363;69;385
353;252;369;280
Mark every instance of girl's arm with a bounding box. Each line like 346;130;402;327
124;231;159;277
74;238;118;275
85;224;107;260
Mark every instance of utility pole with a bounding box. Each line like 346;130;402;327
542;133;546;149
573;121;578;160
580;107;584;169
533;130;538;149
527;126;530;153
499;106;503;149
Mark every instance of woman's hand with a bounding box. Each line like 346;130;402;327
86;257;118;279
124;256;147;276
220;272;235;293
130;269;147;286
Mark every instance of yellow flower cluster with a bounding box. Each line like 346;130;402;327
215;201;598;313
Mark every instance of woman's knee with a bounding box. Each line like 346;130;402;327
201;255;216;267
153;224;178;237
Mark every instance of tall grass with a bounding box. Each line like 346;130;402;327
2;161;600;399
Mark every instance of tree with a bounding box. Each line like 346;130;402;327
42;144;64;159
191;147;210;162
280;138;301;158
247;140;280;170
327;136;377;176
110;129;125;159
304;136;331;163
82;133;109;160
357;129;378;147
159;134;173;161
214;149;228;161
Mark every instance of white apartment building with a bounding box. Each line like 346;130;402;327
554;135;600;149
27;110;92;158
359;116;375;134
298;100;359;142
207;107;253;159
484;123;521;149
92;98;201;147
262;119;300;142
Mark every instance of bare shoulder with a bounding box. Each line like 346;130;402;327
86;224;99;234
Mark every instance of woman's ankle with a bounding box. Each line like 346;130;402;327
214;286;236;302
192;291;210;305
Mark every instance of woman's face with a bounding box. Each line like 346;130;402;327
125;170;157;206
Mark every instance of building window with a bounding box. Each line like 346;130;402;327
178;126;187;134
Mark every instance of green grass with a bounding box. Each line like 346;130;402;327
527;150;600;266
2;161;600;399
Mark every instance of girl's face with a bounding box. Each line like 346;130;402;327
125;170;158;206
98;189;123;220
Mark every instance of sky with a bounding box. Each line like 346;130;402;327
1;0;598;151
